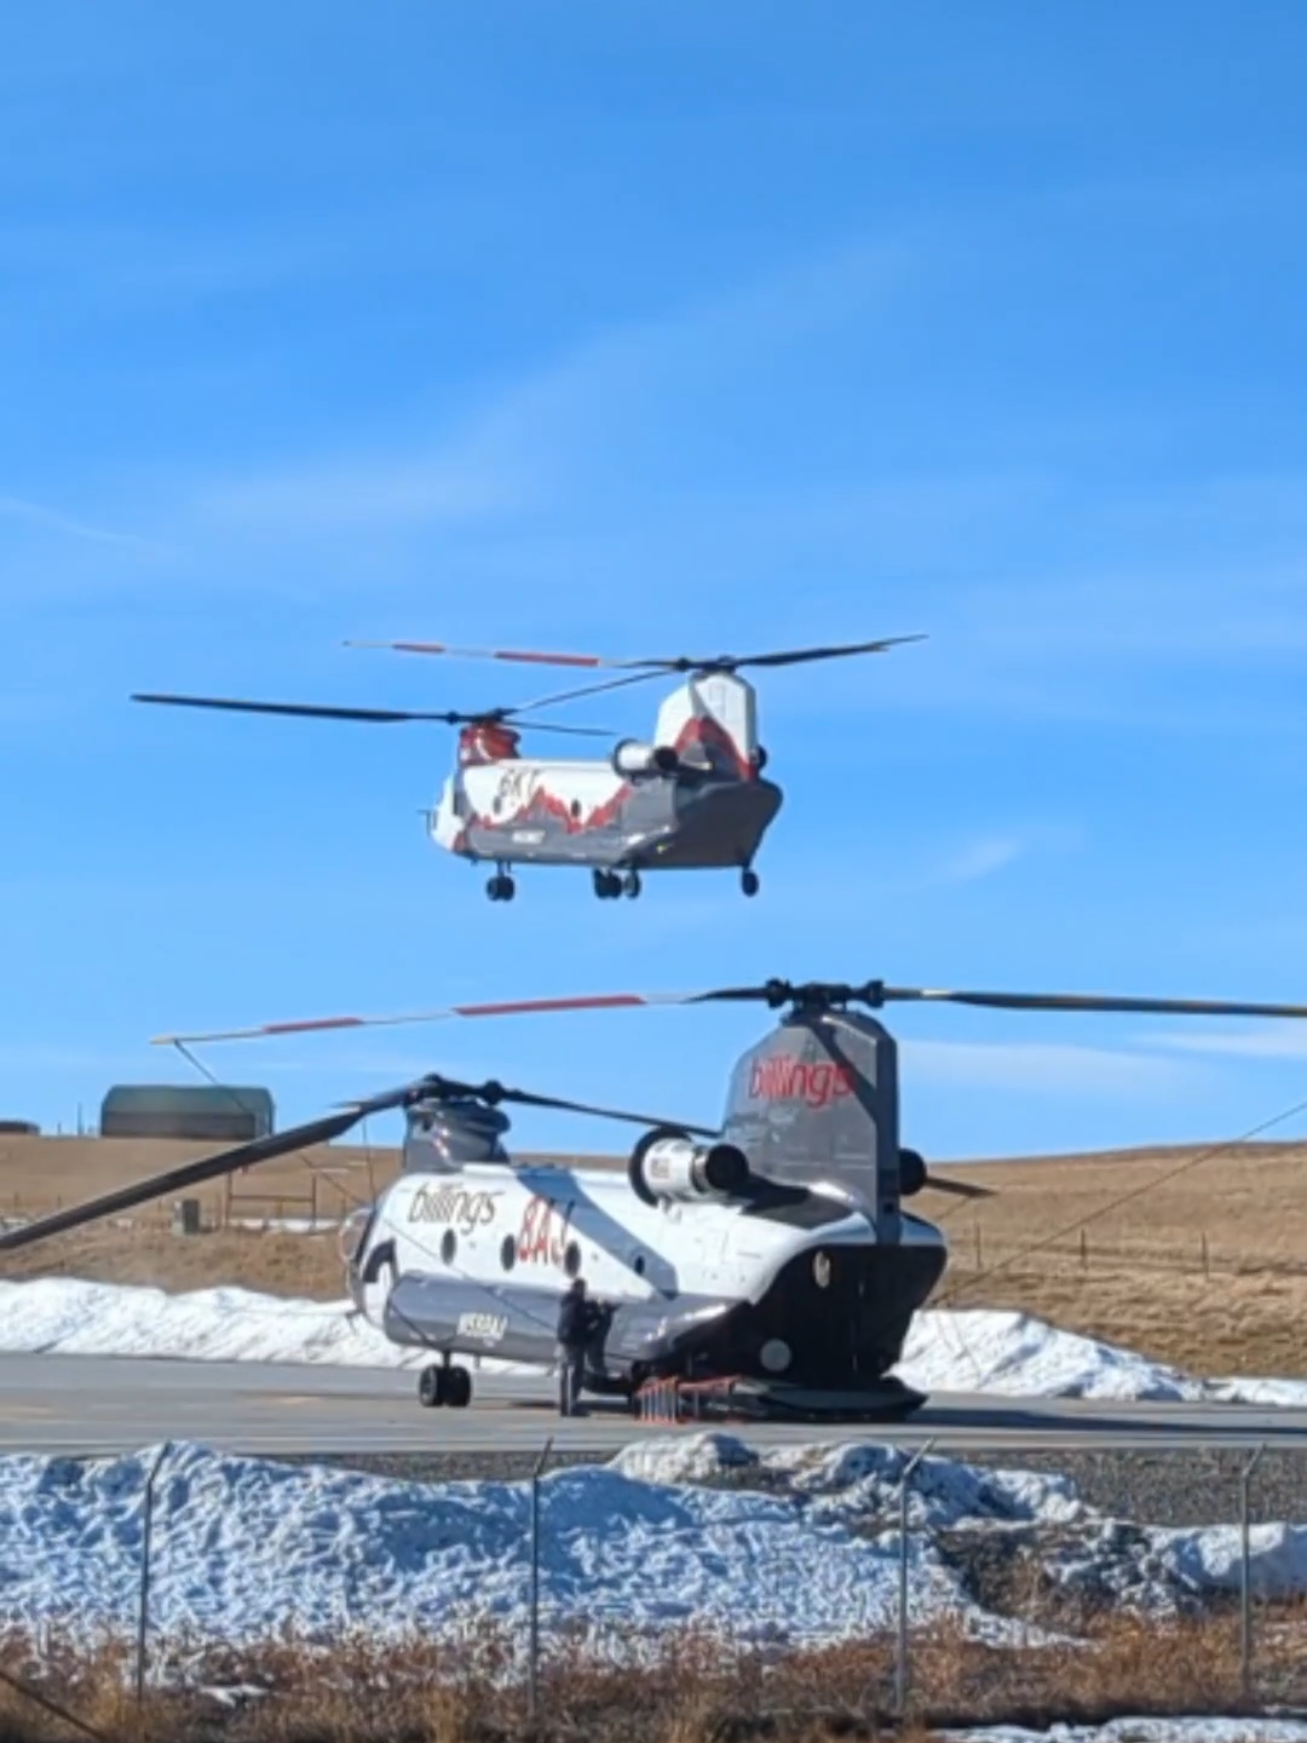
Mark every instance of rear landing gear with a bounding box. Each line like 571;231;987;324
741;869;760;897
418;1361;473;1409
622;871;642;899
593;869;625;900
486;868;516;902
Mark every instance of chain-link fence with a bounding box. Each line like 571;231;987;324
2;1433;1307;1741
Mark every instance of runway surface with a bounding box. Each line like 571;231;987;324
3;1354;1307;1455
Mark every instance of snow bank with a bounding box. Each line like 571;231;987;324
1;1278;1305;1406
2;1435;1306;1663
0;1440;975;1653
901;1309;1200;1401
0;1278;417;1367
610;1432;1307;1621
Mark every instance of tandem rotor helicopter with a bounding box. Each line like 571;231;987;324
132;634;921;902
5;976;1307;1421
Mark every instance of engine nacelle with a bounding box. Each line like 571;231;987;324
612;738;679;778
899;1147;927;1197
629;1128;752;1205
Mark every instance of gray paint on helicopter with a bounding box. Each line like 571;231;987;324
456;768;783;872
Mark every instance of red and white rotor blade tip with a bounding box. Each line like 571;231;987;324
344;640;641;671
151;991;694;1047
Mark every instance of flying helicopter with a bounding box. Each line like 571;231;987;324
6;976;1307;1421
132;634;922;902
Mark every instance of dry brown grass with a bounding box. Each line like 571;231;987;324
5;1135;1307;1375
0;1611;1302;1743
927;1138;1307;1375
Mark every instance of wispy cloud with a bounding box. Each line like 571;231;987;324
1142;1025;1307;1061
198;234;906;540
936;824;1081;885
938;834;1029;884
0;493;170;557
901;1037;1194;1097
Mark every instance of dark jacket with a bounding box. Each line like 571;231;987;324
557;1291;589;1347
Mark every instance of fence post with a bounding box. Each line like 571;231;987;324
895;1439;934;1721
1241;1443;1266;1703
136;1442;171;1705
528;1436;554;1728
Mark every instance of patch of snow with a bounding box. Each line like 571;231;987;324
900;1310;1201;1402
1;1280;1305;1409
609;1433;759;1485
947;1724;1307;1743
0;1441;980;1655
0;1278;420;1368
2;1436;1307;1672
1209;1376;1307;1407
229;1217;343;1234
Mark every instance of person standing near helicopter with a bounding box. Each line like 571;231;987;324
556;1276;614;1416
556;1276;592;1416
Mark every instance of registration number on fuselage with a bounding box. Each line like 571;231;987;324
457;1312;508;1344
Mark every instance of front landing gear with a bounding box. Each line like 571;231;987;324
418;1361;473;1409
740;868;760;897
486;866;516;902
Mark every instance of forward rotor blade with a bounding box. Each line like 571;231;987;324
511;720;618;740
133;693;463;725
881;988;1307;1020
924;1172;995;1201
151;993;689;1047
430;1074;717;1138
0;1106;367;1255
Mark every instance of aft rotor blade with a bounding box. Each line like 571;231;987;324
133;693;465;725
346;640;647;671
345;635;925;675
0;1106;371;1255
881;988;1307;1020
151;992;691;1047
704;634;927;672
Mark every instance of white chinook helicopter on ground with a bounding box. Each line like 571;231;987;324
133;634;921;902
6;977;1307;1420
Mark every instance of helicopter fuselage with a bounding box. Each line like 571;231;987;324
345;1158;946;1399
432;758;783;873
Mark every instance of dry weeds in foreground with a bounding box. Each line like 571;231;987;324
1;1612;1305;1743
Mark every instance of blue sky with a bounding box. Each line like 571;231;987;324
4;2;1307;1162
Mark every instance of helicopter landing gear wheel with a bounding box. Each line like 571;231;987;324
418;1364;447;1408
593;869;622;900
486;871;516;902
418;1362;473;1408
622;870;642;899
741;868;760;897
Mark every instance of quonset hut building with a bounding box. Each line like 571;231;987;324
99;1085;274;1143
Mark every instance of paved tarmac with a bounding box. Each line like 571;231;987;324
2;1354;1307;1456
